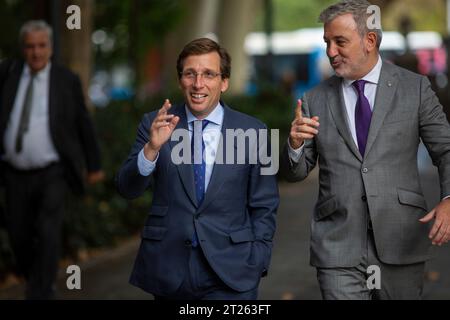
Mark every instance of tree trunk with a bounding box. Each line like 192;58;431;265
161;0;220;91
60;0;94;110
218;0;262;94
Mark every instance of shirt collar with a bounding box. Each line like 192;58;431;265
24;61;51;81
343;54;382;88
185;102;224;127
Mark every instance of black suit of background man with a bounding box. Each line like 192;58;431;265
0;20;103;299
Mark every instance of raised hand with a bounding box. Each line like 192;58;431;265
289;99;320;149
144;99;179;161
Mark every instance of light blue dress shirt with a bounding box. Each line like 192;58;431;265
138;103;224;193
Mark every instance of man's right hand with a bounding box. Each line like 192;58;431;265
144;99;179;161
289;99;320;149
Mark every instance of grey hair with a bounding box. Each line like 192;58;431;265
19;20;53;47
318;0;383;48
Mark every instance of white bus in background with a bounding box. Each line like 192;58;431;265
244;28;447;97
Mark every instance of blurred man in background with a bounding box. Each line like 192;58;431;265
0;20;104;299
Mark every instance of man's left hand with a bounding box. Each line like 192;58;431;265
86;170;105;185
419;199;450;245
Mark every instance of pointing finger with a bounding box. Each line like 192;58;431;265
295;99;303;119
158;99;172;115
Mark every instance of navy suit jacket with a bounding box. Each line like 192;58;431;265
116;102;279;295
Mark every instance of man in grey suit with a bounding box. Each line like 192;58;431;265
116;38;279;299
281;0;450;299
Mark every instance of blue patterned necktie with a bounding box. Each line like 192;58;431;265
352;80;372;157
191;119;209;247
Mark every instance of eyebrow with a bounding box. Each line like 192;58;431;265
183;67;218;73
323;35;348;42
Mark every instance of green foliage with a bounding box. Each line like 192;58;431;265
223;89;293;145
0;101;154;275
260;0;446;35
93;0;185;69
62;101;152;258
0;0;32;59
254;0;337;32
0;91;293;277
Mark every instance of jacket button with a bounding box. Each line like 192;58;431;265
361;195;367;202
184;240;192;246
362;167;368;173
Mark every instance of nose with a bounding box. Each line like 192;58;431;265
327;42;338;59
193;74;205;89
30;46;40;57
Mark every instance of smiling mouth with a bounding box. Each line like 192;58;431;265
191;93;208;99
331;60;341;67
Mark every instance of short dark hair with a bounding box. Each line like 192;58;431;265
176;37;231;79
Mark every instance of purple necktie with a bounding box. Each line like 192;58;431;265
352;80;372;156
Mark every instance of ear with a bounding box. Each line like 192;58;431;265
366;31;378;52
220;78;229;93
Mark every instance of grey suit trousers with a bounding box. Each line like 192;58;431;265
317;228;425;300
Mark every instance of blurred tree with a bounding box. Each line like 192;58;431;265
161;0;263;95
93;0;184;85
60;0;94;109
0;0;33;59
382;0;446;34
263;0;441;33
218;0;263;94
264;0;338;31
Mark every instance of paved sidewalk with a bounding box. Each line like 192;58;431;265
1;158;449;299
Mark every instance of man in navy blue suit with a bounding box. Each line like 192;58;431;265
116;38;279;300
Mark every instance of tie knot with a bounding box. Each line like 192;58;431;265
193;119;209;131
352;80;367;94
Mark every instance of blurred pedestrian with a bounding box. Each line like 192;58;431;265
0;20;104;299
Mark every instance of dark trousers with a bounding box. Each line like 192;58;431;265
2;162;67;299
154;246;258;300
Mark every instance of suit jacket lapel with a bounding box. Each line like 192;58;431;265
48;64;58;135
197;104;232;213
169;104;198;207
326;76;363;162
0;61;22;139
364;63;397;158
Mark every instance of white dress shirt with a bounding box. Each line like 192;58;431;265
287;56;450;201
138;103;224;193
2;62;60;169
288;55;382;162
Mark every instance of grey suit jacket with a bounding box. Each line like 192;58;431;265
281;61;450;268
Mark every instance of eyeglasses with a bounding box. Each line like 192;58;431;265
180;70;222;81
